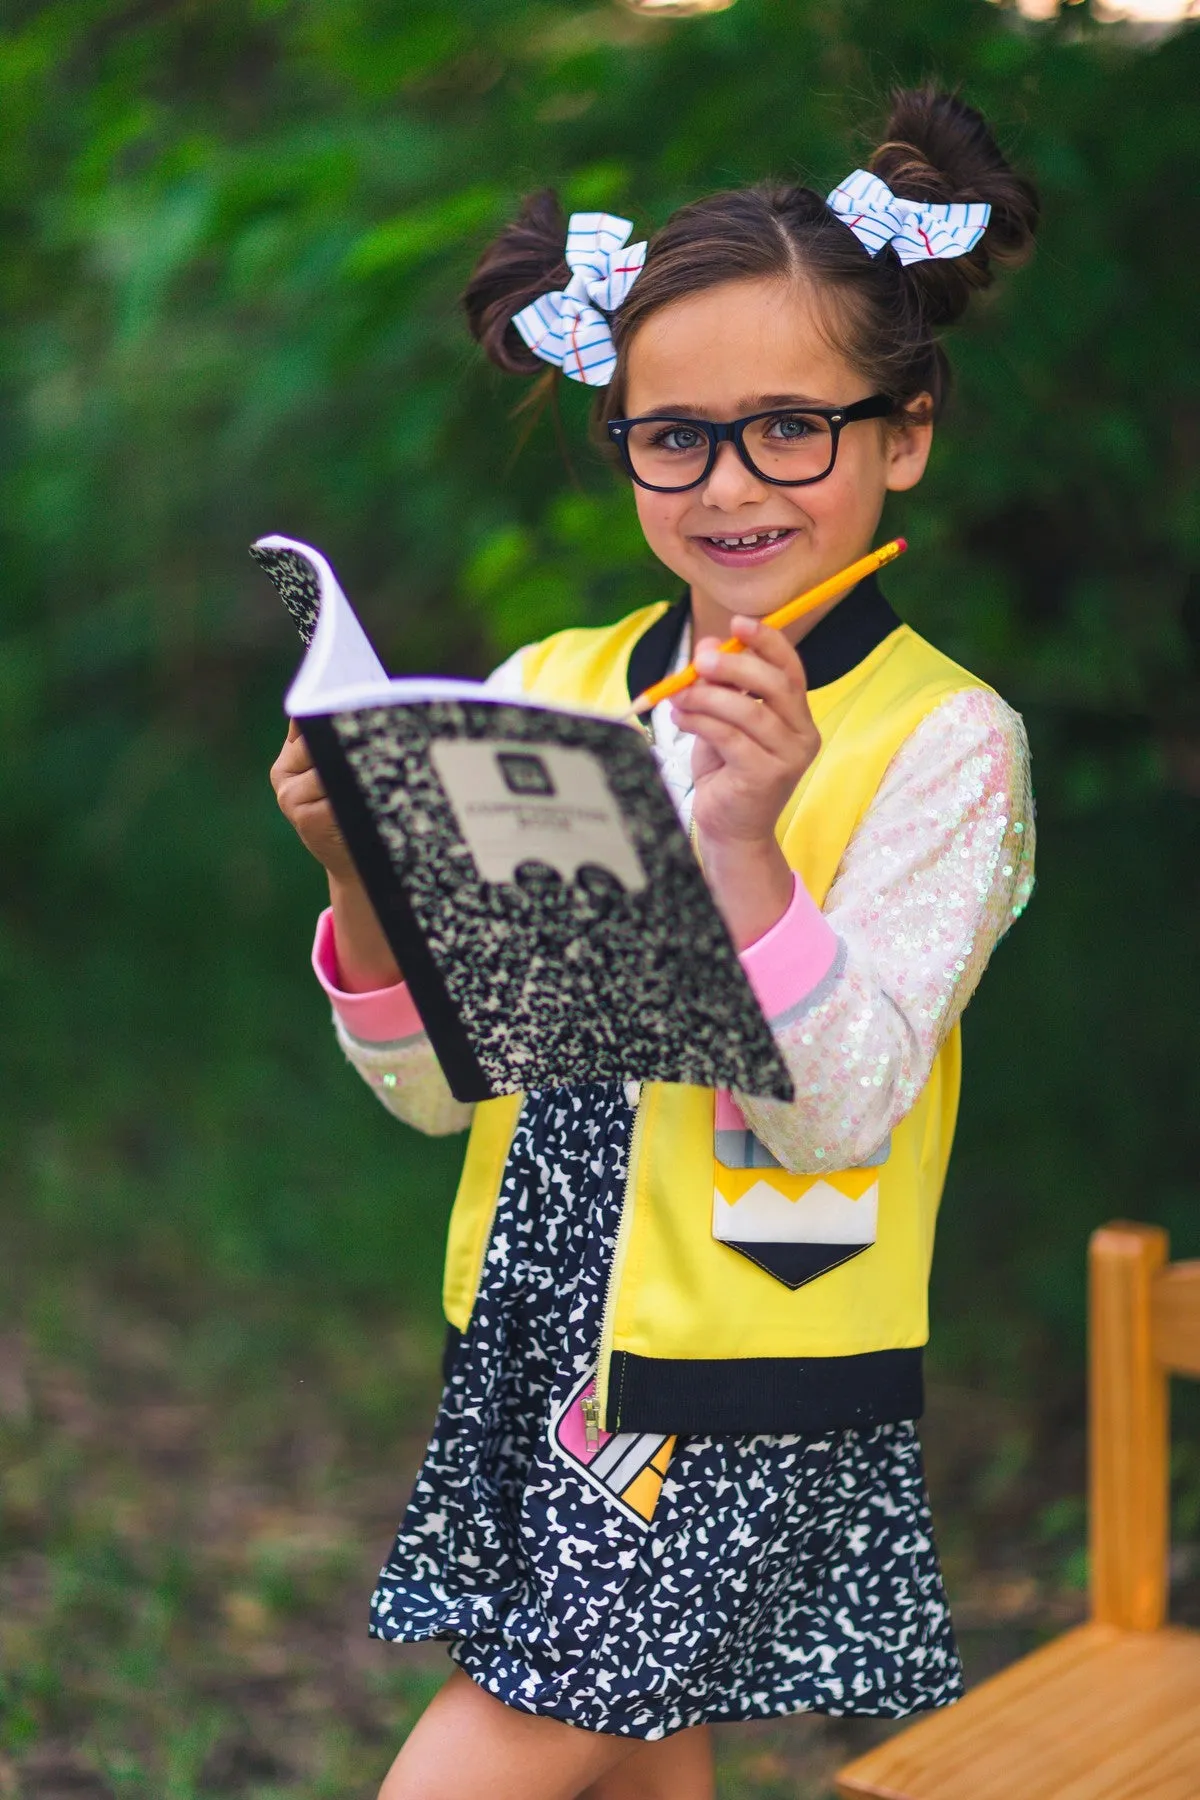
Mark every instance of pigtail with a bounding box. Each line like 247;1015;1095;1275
462;189;571;376
868;88;1040;330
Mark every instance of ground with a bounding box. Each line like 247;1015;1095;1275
0;1249;1133;1800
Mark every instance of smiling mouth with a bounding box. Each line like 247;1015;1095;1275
693;526;800;562
703;528;793;549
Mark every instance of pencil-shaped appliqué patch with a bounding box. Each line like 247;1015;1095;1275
713;1161;880;1288
549;1369;675;1529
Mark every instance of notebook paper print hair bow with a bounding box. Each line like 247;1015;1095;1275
826;169;990;266
511;212;647;388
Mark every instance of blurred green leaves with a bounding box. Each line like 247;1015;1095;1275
344;183;507;276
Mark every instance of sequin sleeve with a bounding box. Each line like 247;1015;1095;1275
735;687;1035;1173
332;1013;476;1136
315;647;529;1137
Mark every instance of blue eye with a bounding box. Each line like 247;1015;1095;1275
653;425;707;453
766;414;818;441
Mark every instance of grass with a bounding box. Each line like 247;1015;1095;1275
0;1271;449;1798
0;1192;1110;1800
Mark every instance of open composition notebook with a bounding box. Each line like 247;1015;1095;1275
252;534;793;1106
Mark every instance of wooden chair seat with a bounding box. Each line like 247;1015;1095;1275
837;1620;1200;1800
838;1227;1200;1800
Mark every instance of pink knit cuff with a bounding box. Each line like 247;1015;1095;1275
311;908;424;1042
737;872;840;1021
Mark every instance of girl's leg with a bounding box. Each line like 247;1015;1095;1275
579;1725;715;1800
376;1668;636;1800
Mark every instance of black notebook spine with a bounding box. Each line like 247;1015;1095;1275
298;713;493;1104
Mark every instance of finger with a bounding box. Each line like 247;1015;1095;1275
676;668;800;736
276;768;329;812
729;616;812;695
694;640;788;702
271;732;315;787
691;642;797;712
673;681;799;761
713;620;812;722
286;716;302;743
682;706;782;769
690;651;802;734
291;797;346;838
680;690;819;774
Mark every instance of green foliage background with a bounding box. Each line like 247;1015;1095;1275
3;0;1199;1375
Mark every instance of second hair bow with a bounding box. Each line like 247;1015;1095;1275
512;211;647;388
826;169;990;266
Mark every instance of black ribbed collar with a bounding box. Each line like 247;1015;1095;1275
625;573;902;701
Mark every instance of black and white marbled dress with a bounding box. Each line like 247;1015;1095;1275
368;1081;963;1739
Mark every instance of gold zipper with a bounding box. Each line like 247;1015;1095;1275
581;1391;603;1449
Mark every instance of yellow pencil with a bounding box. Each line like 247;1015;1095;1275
623;537;908;720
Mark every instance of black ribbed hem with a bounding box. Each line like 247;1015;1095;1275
606;1347;924;1436
444;1325;923;1437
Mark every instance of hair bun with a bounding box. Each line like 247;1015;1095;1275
868;87;1039;328
462;189;571;376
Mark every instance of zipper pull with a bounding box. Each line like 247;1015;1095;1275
581;1391;602;1449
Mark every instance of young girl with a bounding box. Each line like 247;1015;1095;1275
272;87;1038;1800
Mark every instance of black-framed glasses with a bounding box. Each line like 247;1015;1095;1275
606;394;896;493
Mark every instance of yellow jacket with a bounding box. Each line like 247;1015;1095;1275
441;582;992;1435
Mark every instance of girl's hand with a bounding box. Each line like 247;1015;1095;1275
270;721;401;990
669;616;821;949
270;718;356;881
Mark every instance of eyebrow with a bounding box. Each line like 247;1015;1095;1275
634;393;838;418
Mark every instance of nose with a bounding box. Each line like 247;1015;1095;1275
699;437;768;510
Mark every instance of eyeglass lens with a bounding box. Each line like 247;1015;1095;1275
624;412;835;490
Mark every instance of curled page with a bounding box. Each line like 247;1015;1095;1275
250;534;389;713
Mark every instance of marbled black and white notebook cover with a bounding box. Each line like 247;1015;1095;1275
255;536;793;1105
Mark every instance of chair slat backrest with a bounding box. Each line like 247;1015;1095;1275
1152;1261;1200;1379
1089;1223;1169;1631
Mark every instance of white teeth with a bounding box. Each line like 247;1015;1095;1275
711;529;788;549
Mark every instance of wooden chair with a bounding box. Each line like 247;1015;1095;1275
836;1223;1200;1800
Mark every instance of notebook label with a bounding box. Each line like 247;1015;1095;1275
430;739;647;892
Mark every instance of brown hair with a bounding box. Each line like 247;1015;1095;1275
463;88;1039;426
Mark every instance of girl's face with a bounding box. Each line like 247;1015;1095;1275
620;275;932;640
